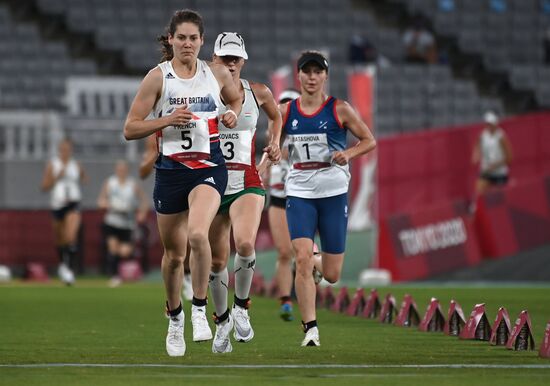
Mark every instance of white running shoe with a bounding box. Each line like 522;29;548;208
232;305;254;342
292;257;323;285
312;266;323;285
191;305;213;342
108;276;122;288
301;327;321;347
58;263;75;286
182;273;193;301
312;253;323;284
212;314;234;353
166;312;186;356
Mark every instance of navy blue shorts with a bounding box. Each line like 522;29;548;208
269;196;286;209
104;224;133;243
153;166;228;214
286;193;348;254
51;201;79;220
480;173;508;186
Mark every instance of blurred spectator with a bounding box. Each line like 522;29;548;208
489;0;507;13
349;34;378;65
402;15;438;64
471;111;513;199
544;26;550;64
348;34;392;68
97;160;149;287
438;0;455;12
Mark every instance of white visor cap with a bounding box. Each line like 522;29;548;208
214;32;248;59
484;111;499;125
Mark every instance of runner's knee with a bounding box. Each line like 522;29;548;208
322;263;341;284
235;238;255;257
211;253;228;272
188;230;208;249
294;251;313;278
277;248;293;264
163;251;185;269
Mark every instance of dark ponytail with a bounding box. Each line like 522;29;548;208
158;9;204;62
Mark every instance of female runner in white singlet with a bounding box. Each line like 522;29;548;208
97;160;149;287
41;138;87;286
267;89;300;322
472;111;512;195
123;10;242;357
207;32;281;353
281;51;376;347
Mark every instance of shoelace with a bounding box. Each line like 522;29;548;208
191;311;207;324
168;323;183;343
234;308;250;324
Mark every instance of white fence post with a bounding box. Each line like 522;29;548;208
0;111;63;160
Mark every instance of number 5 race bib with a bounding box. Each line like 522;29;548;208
219;130;253;169
161;119;211;161
288;133;331;170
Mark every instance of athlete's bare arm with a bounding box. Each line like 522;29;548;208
472;136;481;165
500;133;513;166
97;180;110;210
210;63;242;128
139;135;158;179
333;100;376;165
78;162;89;184
135;183;150;224
40;161;56;191
251;82;282;164
124;68;194;140
278;102;290;136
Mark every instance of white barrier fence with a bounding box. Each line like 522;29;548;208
0;76;144;161
64;76;141;118
0;111;63;160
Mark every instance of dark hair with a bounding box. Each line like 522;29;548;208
278;88;301;103
158;9;204;62
60;136;73;145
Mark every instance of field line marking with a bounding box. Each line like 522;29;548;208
1;364;550;369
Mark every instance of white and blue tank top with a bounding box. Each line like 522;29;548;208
283;97;350;198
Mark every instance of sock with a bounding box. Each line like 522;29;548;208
234;295;249;309
61;246;71;266
280;295;292;304
233;252;255;301
214;308;230;325
57;247;65;263
62;244;77;268
208;268;228;317
67;244;78;259
192;297;207;308
108;253;120;277
302;320;318;333
168;302;183;322
183;271;192;286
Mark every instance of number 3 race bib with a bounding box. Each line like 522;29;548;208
219;130;253;169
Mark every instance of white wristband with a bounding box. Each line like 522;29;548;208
225;109;238;119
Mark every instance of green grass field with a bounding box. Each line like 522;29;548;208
1;280;549;385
